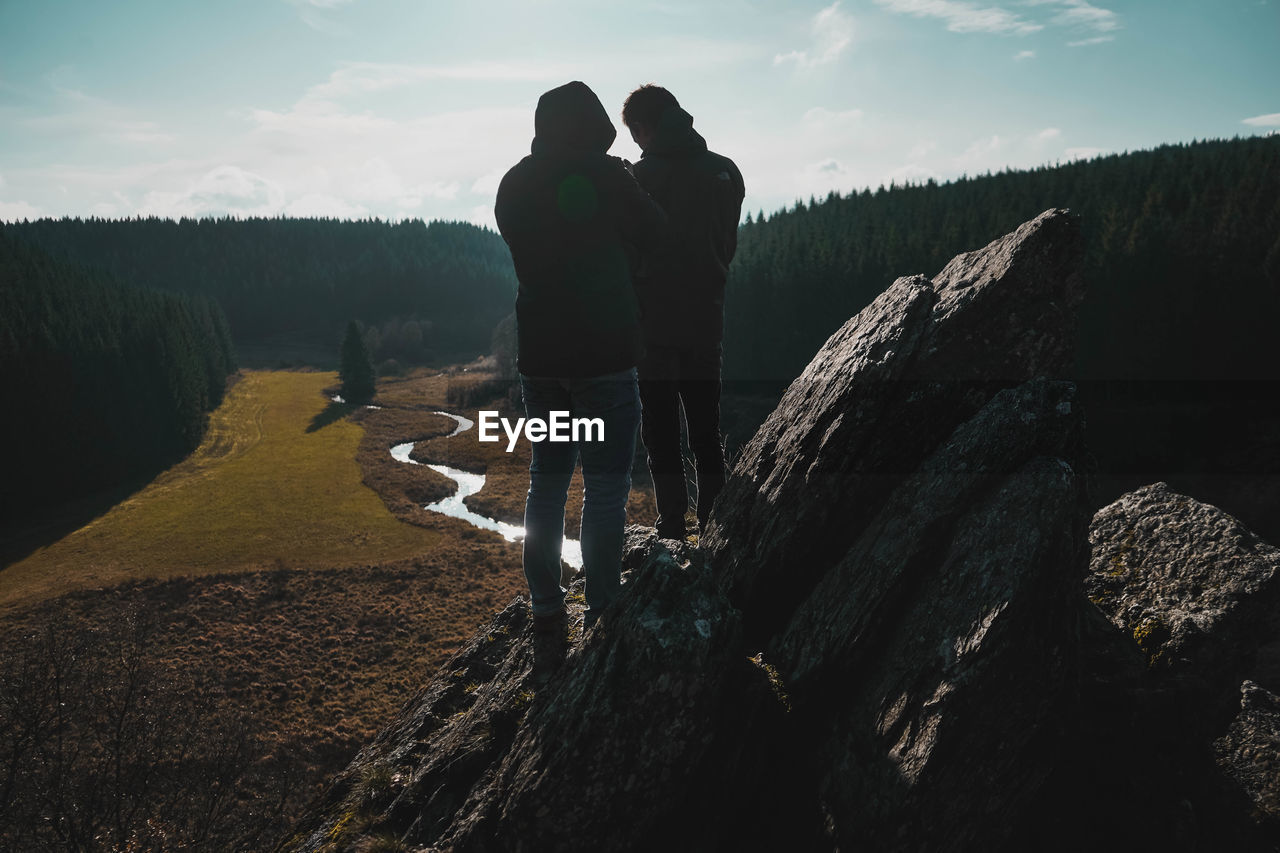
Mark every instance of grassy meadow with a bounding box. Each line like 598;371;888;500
0;371;448;610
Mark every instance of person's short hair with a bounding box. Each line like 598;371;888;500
622;85;680;131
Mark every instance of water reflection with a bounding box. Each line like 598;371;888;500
389;411;583;569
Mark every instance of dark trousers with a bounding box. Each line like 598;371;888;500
637;344;726;537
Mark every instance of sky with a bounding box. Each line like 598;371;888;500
1;0;1276;228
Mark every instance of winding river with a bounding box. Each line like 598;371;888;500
390;411;584;569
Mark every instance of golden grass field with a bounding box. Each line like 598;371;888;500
0;371;450;611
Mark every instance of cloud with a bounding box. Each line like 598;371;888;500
875;0;1120;39
873;0;1042;35
960;134;1005;161
140;165;285;218
470;170;505;196
1067;35;1114;46
0;199;45;221
775;2;855;68
951;129;1070;174
1242;112;1280;127
1014;49;1036;60
1050;0;1119;32
1033;0;1121;43
466;204;496;229
229;86;533;221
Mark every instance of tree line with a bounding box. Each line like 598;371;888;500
723;134;1280;540
726;135;1280;383
0;229;236;519
4;216;516;368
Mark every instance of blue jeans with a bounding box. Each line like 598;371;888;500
520;368;640;623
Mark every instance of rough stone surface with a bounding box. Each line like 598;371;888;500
1087;482;1280;682
1216;681;1280;829
771;380;1087;850
703;208;1085;645
281;530;772;852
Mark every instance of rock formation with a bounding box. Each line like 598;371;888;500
278;210;1280;851
1086;481;1280;683
1059;483;1280;847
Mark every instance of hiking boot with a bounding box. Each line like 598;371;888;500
532;607;568;633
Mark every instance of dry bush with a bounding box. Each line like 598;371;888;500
445;375;516;410
0;608;290;852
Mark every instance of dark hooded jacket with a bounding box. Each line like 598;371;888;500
631;106;745;348
495;81;670;378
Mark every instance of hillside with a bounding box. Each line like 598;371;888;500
2;217;516;368
0;230;235;521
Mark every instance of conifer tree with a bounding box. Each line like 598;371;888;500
339;320;376;403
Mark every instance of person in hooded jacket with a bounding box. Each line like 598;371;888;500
494;81;670;642
621;84;745;541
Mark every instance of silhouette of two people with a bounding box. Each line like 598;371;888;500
494;81;743;660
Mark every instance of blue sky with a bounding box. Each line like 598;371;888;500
1;0;1276;227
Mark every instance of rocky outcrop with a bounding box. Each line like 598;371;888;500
1086;482;1280;682
704;209;1085;644
279;534;760;852
279;210;1279;851
1059;484;1280;847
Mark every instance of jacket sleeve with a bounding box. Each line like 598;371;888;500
604;157;683;282
609;157;671;255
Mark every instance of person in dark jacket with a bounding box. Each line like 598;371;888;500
621;84;745;541
494;81;669;641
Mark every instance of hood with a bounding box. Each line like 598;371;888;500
643;105;707;159
531;81;617;155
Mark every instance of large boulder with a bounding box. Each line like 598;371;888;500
702;206;1089;850
703;208;1085;644
766;379;1087;850
1086;482;1280;685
